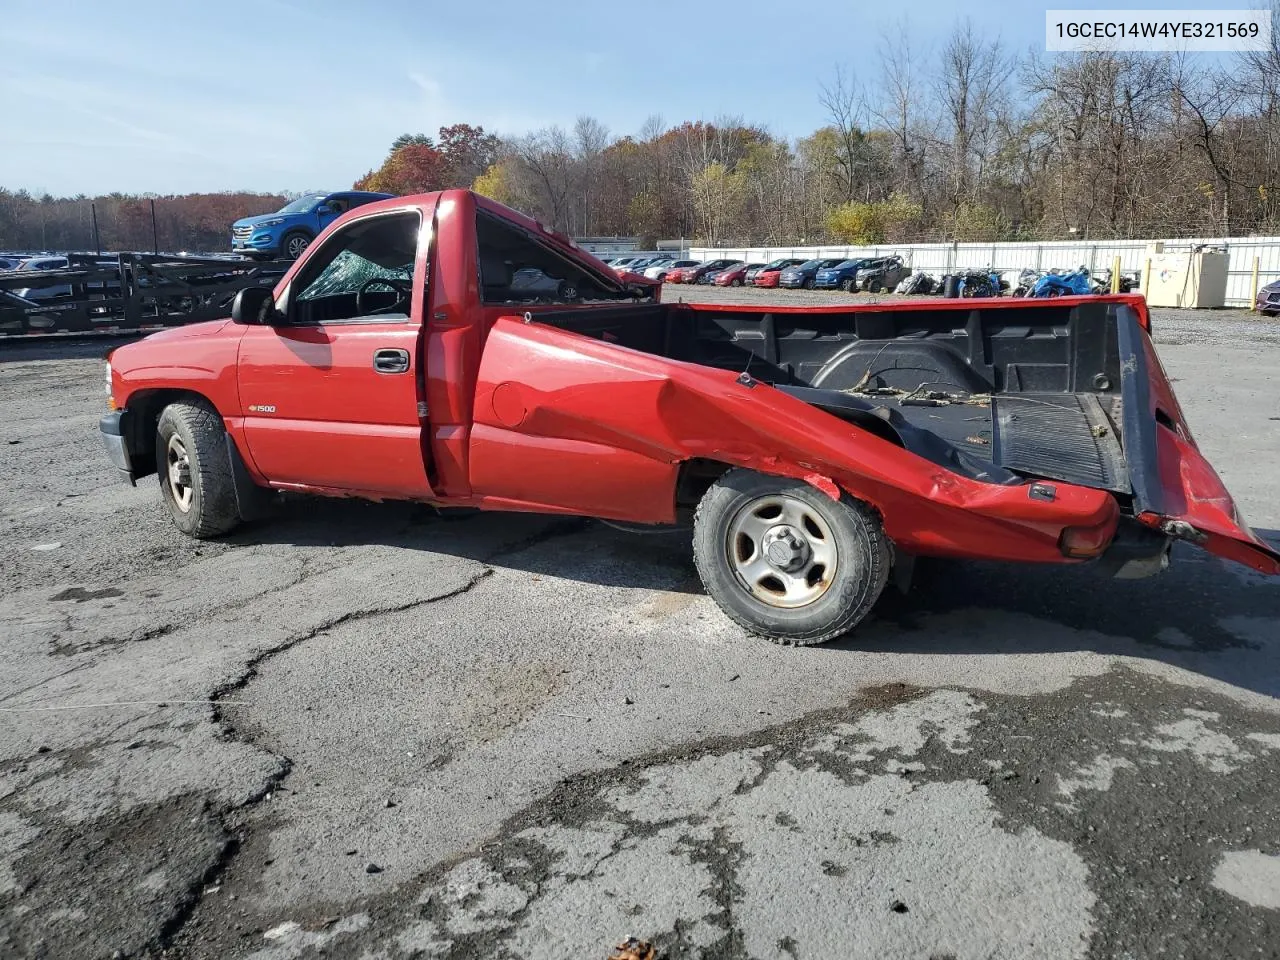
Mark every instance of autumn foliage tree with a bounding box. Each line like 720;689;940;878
354;124;500;196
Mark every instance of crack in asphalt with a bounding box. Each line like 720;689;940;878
150;564;502;955
176;671;1280;960
152;520;596;955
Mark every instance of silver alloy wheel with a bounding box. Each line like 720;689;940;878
285;234;309;259
166;433;194;513
725;494;838;608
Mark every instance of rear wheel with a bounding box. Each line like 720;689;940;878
693;470;890;645
156;400;241;539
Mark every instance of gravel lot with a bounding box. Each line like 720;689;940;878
2;290;1279;960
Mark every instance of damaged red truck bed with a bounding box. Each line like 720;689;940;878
100;190;1279;645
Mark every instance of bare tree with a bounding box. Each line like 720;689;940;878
819;65;872;203
1172;56;1247;234
513;127;575;231
871;20;928;200
934;20;1015;210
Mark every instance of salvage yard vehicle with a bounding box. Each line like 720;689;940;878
779;257;845;289
646;258;697;282
100;190;1280;645
855;255;908;293
714;262;765;286
670;258;742;284
813;258;870;291
750;258;805;287
1256;277;1280;315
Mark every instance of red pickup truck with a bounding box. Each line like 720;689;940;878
100;190;1279;645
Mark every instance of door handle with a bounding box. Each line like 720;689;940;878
373;348;410;374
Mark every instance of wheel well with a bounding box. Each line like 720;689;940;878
125;389;217;478
675;458;733;519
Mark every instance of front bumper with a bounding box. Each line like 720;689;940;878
231;233;280;255
99;411;133;479
778;277;805;287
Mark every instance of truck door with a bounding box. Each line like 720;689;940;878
236;207;434;499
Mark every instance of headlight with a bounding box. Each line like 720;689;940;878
256;218;285;229
105;361;116;410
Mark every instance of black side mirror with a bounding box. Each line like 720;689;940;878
231;285;275;325
316;204;333;215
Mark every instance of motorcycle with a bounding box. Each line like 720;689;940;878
956;268;1003;298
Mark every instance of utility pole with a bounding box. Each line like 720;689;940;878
91;202;102;255
151;199;159;254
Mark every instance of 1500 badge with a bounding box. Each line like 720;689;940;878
247;404;276;414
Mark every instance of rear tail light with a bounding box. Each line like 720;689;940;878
1059;523;1114;559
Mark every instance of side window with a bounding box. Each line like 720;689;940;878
291;212;421;324
476;209;643;305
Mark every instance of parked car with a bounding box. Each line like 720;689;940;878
814;259;871;291
10;256;71;300
649;259;698;282
1256;278;1280;315
750;258;806;288
0;256;22;271
99;189;1279;648
608;256;648;272
779;258;846;289
510;267;578;300
856;256;909;293
714;262;766;287
669;259;741;284
231;191;395;260
697;260;747;284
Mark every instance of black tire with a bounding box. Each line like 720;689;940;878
803;278;815;290
156;400;241;539
280;230;312;261
731;278;743;287
839;277;855;292
692;469;891;645
867;278;884;293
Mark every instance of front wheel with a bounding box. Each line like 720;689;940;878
693;470;890;645
156;400;242;539
803;278;815;290
839;278;855;292
280;231;311;261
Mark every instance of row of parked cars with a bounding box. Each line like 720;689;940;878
604;255;910;292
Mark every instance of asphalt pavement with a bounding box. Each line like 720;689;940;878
1;291;1278;960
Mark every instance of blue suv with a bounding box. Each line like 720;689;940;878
813;258;870;291
231;191;394;260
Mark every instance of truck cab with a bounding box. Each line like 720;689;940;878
231;190;396;261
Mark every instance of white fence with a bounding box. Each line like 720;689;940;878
689;237;1280;307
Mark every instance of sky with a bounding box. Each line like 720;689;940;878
0;0;1240;197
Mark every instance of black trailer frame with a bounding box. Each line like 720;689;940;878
0;253;287;338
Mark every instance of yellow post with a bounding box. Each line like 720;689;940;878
1142;257;1152;298
1251;255;1260;311
1111;255;1122;293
